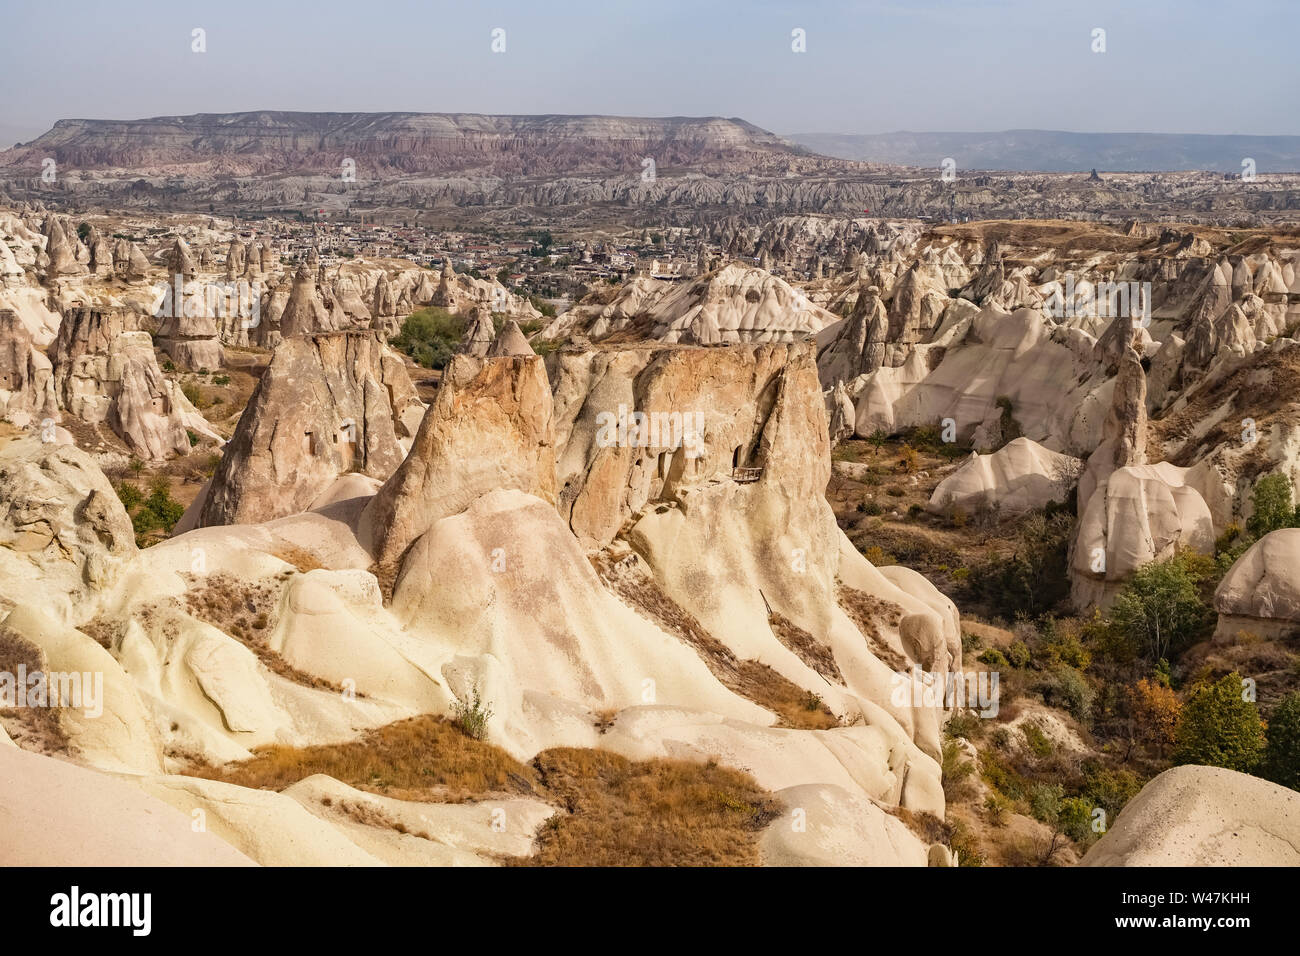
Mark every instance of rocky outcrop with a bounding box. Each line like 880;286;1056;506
1071;462;1213;609
199;332;423;526
459;308;496;357
225;239;247;280
1077;342;1147;512
816;286;886;388
0;309;59;427
40;215;86;279
486;319;534;357
112;238;150;281
0;437;136;622
50;307;214;461
166;236;197;280
278;265;333;339
1082;766;1300;866
362;353;555;565
927;438;1080;517
1213;528;1300;639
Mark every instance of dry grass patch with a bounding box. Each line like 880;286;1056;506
593;552;838;729
271;546;324;573
182;570;350;694
513;748;780;867
768;610;842;682
0;625;70;755
187;714;539;802
838;584;908;671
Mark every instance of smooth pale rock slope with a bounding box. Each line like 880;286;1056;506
0;746;255;866
0;341;965;867
927;437;1080;516
1083;766;1300;866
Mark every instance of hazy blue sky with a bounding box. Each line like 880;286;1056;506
3;0;1296;145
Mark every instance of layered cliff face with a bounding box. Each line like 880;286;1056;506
2;112;806;178
198;331;424;526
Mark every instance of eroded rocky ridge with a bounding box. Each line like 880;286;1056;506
198;331;423;526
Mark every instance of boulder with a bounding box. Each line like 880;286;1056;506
1214;528;1300;639
1082;765;1300;866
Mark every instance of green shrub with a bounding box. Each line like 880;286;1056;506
115;481;144;511
1021;722;1053;758
391;307;464;370
1109;554;1212;662
1080;763;1142;820
969;512;1072;618
1006;640;1031;668
1247;472;1298;539
1059;796;1097;844
1037;666;1094;722
1262;692;1300;790
978;649;1009;668
451;686;495;741
946;712;982;740
1173;672;1266;772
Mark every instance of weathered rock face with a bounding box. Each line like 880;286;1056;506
1213;528;1300;639
0;309;59;427
50;307;213;461
1077;342;1148;512
166;236;198;280
154;311;223;371
1071;462;1214;609
112;239;150;281
362;353;556;566
50;306;146;419
278;265;333;339
199;332;423;526
550;340;961;773
851;306;1103;452
1082;765;1300;866
816;286;886;388
927;438;1080;517
225;239;246;280
486;319;535;358
40;215;86;280
0;437;136;623
459;308;496;357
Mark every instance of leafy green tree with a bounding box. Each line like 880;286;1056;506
969;512;1073;618
1247;472;1298;538
1173;672;1266;772
1262;692;1300;790
1108;554;1209;662
391;307;463;370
